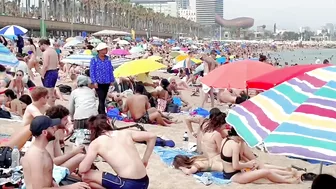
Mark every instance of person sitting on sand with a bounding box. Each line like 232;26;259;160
78;115;156;189
45;105;86;173
123;84;171;126
198;111;228;160
220;128;300;184
8;70;27;97
21;116;90;189
173;155;224;175
69;75;98;129
22;86;49;126
3;89;29;116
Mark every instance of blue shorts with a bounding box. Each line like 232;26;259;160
42;69;58;88
102;172;149;189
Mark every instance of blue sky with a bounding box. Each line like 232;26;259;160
223;0;336;31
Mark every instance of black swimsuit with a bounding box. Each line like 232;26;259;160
221;139;241;180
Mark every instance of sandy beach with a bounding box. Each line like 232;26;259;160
1;71;335;189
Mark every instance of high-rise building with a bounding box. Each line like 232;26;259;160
196;0;223;26
131;0;178;17
176;0;190;9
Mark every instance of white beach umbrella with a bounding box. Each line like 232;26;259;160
118;40;130;45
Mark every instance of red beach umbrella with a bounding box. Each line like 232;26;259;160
247;64;331;90
200;60;278;89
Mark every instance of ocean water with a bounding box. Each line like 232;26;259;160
269;48;336;65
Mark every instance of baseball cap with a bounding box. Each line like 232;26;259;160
30;116;62;137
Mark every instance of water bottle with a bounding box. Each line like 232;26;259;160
11;146;20;168
75;130;85;146
182;132;189;151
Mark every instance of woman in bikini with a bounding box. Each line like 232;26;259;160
8;70;26;97
173;155;224;175
26;38;41;79
4;89;30;116
220;128;301;184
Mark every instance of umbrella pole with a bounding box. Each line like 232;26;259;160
319;162;323;174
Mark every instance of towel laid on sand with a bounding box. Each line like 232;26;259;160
154;147;231;185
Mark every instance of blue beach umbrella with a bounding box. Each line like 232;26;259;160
0;43;19;67
0;25;27;36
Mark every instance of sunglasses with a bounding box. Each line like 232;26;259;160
16;74;22;77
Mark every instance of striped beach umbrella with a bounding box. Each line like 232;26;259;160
226;66;336;163
61;54;94;66
0;43;19;67
0;25;27;36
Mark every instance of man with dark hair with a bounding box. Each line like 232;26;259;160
311;174;336;189
21;116;90;189
45;105;86;173
39;38;59;106
123;84;169;126
79;115;156;189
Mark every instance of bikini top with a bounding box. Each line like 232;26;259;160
220;139;235;163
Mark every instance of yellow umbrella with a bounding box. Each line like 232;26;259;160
114;59;167;77
175;54;188;62
148;55;162;61
66;37;75;42
83;49;92;55
191;58;202;64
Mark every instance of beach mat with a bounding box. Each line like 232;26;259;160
154;146;231;185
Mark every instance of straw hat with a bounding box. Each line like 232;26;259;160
96;43;109;51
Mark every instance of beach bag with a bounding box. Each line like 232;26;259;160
58;84;72;94
166;103;179;113
0;146;12;168
0;108;11;119
157;99;167;112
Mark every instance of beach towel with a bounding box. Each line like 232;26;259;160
153;147;231;185
172;97;182;107
193;108;210;118
107;108;123;121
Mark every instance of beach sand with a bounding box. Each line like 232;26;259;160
1;72;335;189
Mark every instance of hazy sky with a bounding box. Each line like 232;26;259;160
223;0;336;31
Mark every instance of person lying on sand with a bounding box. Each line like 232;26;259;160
45;105;86;173
173;155;224;175
220;128;301;184
123;84;171;126
21;116;90;189
78;115;156;189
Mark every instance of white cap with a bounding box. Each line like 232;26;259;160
96;42;109;51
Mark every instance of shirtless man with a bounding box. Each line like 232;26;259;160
123;84;170;126
39;39;59;106
21;116;90;189
200;50;218;108
22;86;49;126
45;105;86;173
79;115;156;189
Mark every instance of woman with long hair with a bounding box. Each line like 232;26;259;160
173;155;223;175
26;38;41;79
87;114;113;142
220;128;300;184
198;109;228;159
8;70;26;97
4;89;30;116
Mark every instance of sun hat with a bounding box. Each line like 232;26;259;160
96;43;109;51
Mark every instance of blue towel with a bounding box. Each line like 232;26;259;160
107;108;123;121
154;147;231;185
193;108;210;118
172;97;183;107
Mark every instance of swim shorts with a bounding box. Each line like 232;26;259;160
42;69;59;88
135;112;151;124
102;172;149;189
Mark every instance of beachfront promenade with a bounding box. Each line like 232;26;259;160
0;15;173;38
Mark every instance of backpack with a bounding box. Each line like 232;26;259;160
0;146;12;168
58;84;72;94
0;108;11;119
